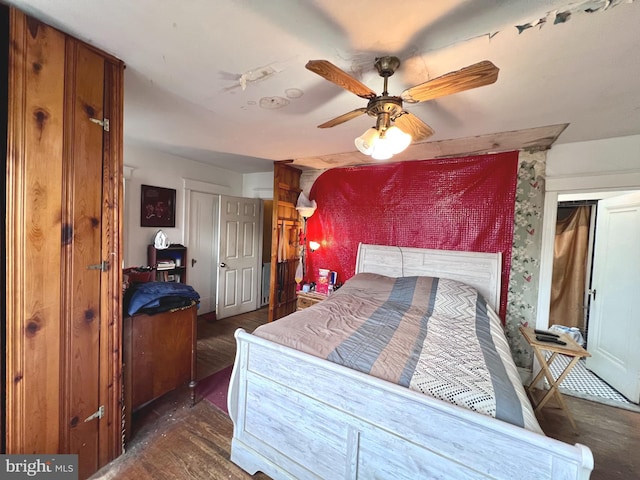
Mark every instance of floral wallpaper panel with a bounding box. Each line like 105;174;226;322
505;151;546;369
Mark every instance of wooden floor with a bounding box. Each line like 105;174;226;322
536;395;640;480
90;307;271;480
91;307;640;480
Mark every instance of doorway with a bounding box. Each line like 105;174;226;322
187;191;219;314
216;195;262;319
549;200;595;336
548;190;640;406
184;182;265;319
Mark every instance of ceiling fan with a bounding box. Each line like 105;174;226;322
306;56;499;158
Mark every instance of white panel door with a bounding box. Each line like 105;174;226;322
217;195;261;319
586;192;640;402
187;191;218;314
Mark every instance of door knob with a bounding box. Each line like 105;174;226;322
191;258;197;267
220;262;226;268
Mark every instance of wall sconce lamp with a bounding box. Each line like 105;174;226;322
355;113;411;161
296;192;318;281
309;241;320;252
296;192;317;234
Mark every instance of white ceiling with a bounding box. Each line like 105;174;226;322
5;0;640;173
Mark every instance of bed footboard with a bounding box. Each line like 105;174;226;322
228;329;593;480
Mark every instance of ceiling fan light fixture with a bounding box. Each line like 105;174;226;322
370;136;394;160
308;57;498;155
385;125;412;154
355;124;411;160
355;127;379;155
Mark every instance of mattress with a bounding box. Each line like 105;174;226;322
254;272;542;433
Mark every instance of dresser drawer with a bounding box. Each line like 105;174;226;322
296;291;327;310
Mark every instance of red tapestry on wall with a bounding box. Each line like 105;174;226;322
304;151;519;319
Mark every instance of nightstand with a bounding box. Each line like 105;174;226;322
519;326;590;433
296;291;327;310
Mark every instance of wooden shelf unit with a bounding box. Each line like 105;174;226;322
148;244;188;283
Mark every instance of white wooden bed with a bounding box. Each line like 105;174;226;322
227;244;593;479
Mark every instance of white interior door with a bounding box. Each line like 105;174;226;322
188;191;218;314
586;192;640;402
217;195;261;319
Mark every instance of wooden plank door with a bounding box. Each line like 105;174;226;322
269;163;302;322
62;41;106;478
5;9;124;479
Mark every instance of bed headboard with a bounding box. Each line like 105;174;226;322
355;243;502;311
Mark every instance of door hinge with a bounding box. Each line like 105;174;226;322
89;117;110;132
84;405;104;423
88;260;110;272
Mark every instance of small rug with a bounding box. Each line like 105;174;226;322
545;353;640;412
197;364;233;415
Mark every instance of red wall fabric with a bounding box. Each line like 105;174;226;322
305;151;519;319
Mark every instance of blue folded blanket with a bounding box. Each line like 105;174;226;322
125;281;200;316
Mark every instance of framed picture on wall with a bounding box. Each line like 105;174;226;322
141;184;176;227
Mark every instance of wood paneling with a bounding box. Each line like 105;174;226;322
0;5;8;454
5;8;124;479
99;47;125;470
6;9;66;453
268;162;302;322
261;200;272;264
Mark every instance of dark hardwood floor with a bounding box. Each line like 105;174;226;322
91;307;271;480
91;307;640;479
536;395;640;480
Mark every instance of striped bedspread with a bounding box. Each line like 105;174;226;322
254;272;541;433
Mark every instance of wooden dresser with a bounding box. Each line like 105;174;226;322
123;304;198;441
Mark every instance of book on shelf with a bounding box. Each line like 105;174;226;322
156;260;176;270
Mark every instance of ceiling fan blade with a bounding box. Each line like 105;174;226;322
401;61;499;104
394;112;435;142
306;60;377;99
318;108;368;128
